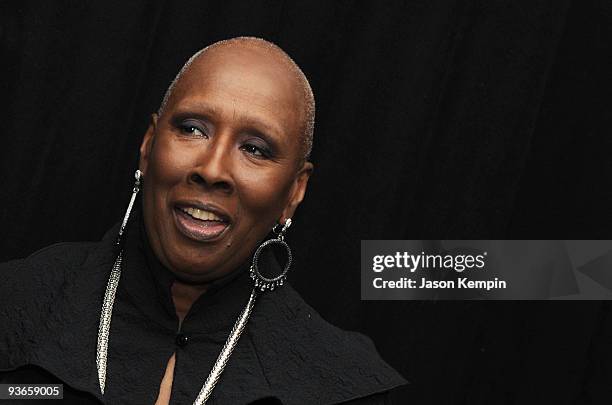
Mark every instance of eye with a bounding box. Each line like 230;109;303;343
178;123;208;138
240;143;271;159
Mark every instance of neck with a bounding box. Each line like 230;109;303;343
171;280;209;324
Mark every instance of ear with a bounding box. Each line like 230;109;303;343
139;114;158;176
280;161;314;224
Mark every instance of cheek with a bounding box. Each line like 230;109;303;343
147;137;192;188
234;168;294;226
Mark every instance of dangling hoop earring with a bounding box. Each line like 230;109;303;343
194;218;294;403
249;218;293;291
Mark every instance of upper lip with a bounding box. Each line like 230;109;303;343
174;199;232;223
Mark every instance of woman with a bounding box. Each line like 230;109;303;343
0;37;406;404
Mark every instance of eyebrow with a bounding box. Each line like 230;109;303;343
171;103;220;122
234;115;283;150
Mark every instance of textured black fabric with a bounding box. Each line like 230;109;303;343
0;208;406;404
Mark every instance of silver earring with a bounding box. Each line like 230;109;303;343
249;218;293;291
115;169;142;246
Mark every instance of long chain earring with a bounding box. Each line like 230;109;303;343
250;218;293;291
115;169;142;247
97;169;141;395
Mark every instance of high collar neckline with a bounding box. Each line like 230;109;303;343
119;206;255;334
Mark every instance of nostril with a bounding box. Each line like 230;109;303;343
188;172;233;193
217;182;232;193
190;173;205;184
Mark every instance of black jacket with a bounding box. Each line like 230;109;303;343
0;211;406;404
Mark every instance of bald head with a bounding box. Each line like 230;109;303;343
158;37;315;163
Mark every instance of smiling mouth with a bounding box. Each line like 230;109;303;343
173;206;230;242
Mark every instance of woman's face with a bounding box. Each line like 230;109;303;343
138;46;312;283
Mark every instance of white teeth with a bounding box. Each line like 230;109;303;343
182;207;224;221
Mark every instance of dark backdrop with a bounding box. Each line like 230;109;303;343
1;1;611;404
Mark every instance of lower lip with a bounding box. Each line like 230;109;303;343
173;208;230;242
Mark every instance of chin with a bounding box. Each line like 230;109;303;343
165;253;230;283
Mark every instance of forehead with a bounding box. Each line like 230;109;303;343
167;46;304;143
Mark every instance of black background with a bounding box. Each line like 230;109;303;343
1;1;611;403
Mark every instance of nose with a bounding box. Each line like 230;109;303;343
187;140;234;194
